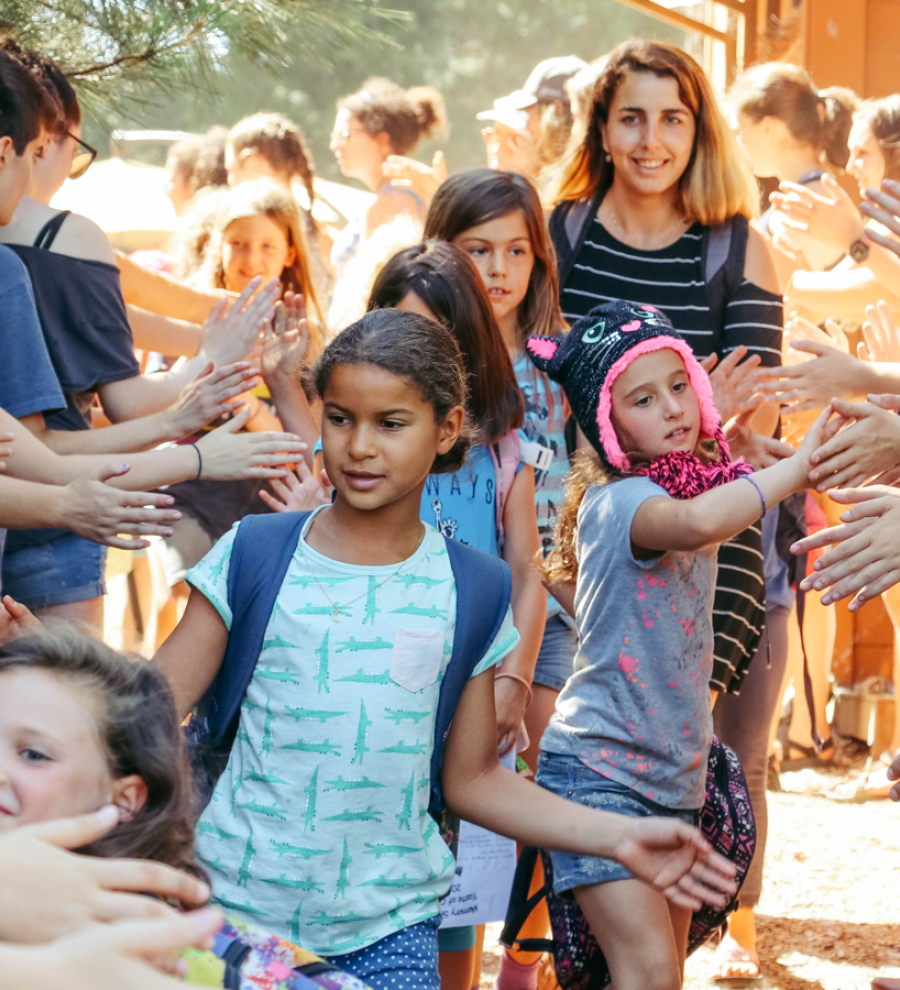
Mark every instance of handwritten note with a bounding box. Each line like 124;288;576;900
439;750;517;928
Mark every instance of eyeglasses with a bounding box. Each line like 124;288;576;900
66;131;97;180
330;127;367;144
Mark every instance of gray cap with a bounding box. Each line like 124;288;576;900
489;55;590;114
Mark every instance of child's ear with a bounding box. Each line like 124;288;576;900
0;136;15;176
436;404;465;455
110;775;148;822
284;245;297;270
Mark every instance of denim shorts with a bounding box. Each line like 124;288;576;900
1;533;107;608
532;614;579;691
536;752;700;895
327;915;441;990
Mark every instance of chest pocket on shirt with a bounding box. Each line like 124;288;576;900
390;629;444;693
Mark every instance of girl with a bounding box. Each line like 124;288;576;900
727;62;857;283
367;241;545;988
154;308;738;990
0;626;373;989
328;77;447;328
424;170;572;989
528;300;825;990
157;179;326;591
227;112;333;303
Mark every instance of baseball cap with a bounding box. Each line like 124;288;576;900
475;99;532;136
478;55;589;120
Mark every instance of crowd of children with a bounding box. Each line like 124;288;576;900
2;30;900;990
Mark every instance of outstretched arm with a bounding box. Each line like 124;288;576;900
443;668;737;910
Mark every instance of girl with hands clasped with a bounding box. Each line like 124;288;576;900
526;301;826;990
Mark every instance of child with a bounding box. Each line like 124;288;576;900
0;625;375;988
158;178;327;590
424;169;572;764
367;241;545;989
154;308;738;990
526;300;827;990
425;171;570;988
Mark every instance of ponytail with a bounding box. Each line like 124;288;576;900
338;78;449;155
818;86;858;169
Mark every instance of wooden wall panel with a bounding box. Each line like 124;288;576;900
865;1;900;97
805;0;867;93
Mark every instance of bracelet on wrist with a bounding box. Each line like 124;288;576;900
495;670;533;706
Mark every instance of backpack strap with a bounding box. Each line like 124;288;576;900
33;210;71;250
489;431;521;547
701;215;749;332
548;190;604;287
203;511;311;747
428;539;512;817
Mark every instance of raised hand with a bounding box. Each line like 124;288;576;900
612;818;737;911
258;457;331;512
0;807;210;944
859;301;900;363
769;173;866;252
195;404;307;481
793;485;900;609
62;465;184;549
382;150;448;205
808;396;900;490
725;405;795;470
860;179;900;255
164;362;258;439
700;346;762;425
260;295;310;390
198;276;281;367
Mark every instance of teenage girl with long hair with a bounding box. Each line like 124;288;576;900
424;168;574;989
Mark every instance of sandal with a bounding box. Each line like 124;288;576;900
781;737;835;770
709;934;761;982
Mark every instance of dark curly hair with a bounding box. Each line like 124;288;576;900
310;308;471;474
337;77;448;156
229;112;316;213
0;627;204;881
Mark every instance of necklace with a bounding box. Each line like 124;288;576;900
604;203;689;249
297;523;426;623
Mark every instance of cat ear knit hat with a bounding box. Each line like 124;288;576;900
525;300;722;471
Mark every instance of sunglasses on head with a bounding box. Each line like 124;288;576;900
66;131;97;180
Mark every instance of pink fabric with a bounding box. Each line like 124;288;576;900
526;337;559;361
596;338;720;471
636;427;752;499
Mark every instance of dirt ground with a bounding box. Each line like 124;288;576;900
478;763;900;990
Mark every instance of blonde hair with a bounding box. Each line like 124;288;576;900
201;178;326;353
548;40;759;224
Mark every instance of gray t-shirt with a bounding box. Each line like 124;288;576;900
540;478;716;810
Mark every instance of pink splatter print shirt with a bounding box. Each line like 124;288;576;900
540;479;716;810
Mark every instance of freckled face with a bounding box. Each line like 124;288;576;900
610;348;700;462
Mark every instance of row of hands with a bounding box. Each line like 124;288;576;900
0;278;314;551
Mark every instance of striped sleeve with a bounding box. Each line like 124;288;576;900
722;280;784;367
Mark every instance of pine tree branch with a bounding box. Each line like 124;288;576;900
68;21;206;79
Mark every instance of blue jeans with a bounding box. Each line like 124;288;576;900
536;752;699;895
2;533;107;608
327;915;441;990
532;614;578;691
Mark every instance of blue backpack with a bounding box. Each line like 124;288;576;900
186;511;512;820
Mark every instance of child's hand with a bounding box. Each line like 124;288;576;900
724;407;795;470
195;406;306;480
0;595;40;641
9;908;223;990
0;430;14;472
808;395;900;491
494;676;529;757
0;807;211;945
260;297;310;390
258;458;332;513
792;485;900;609
164;362;258;439
613;817;737;911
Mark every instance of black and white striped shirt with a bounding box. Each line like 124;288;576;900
561;218;784;693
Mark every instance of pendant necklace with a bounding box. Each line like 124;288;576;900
298;525;426;623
